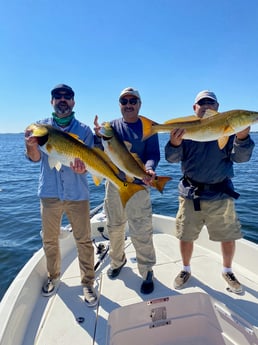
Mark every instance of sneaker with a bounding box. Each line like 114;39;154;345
83;286;98;307
42;277;60;297
107;259;127;279
174;270;191;289
222;272;243;294
140;271;154;294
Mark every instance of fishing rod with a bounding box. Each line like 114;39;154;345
89;202;104;219
94;243;109;271
89;202;129;271
93;225;110;271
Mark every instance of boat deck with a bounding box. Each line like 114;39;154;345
1;213;258;345
32;225;258;344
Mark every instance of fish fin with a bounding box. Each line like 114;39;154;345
164;115;200;124
67;132;85;144
152;176;172;193
139;115;157;140
92;175;103;186
48;156;62;170
55;162;62;171
139;115;159;125
119;183;146;207
223;125;235;135
218;123;235;149
203;109;219;118
124;141;132;152
218;137;229;149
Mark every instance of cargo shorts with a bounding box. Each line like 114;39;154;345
176;196;242;242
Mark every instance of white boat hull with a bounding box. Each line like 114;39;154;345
0;213;258;345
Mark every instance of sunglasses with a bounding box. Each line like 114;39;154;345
197;98;216;106
53;94;73;100
119;97;138;106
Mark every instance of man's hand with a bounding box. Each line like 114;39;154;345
170;128;185;146
24;129;41;161
94;115;102;137
70;158;87;174
236;126;250;140
25;129;38;147
143;169;156;186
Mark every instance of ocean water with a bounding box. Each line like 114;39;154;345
0;132;257;300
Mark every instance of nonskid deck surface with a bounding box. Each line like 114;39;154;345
32;232;258;345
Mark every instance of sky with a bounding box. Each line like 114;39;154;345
1;0;258;133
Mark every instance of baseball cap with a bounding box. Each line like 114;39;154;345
51;84;75;97
119;87;141;101
194;90;217;104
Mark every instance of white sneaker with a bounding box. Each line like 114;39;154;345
174;270;191;289
83;286;98;307
42;277;60;297
222;272;243;294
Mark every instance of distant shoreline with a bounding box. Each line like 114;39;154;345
1;131;258;135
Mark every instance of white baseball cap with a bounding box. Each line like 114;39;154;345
194;90;217;104
119;87;141;101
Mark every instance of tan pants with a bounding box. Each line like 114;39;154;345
40;198;95;286
104;182;156;279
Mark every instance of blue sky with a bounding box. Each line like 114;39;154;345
1;0;258;133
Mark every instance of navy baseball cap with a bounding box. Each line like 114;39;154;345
51;84;75;97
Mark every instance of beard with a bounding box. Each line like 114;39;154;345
54;102;73;117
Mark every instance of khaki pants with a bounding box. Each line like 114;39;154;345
40;198;95;286
104;182;156;279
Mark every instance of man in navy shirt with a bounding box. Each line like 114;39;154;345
95;87;160;294
165;90;255;294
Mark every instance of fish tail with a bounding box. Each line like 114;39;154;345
153;176;172;193
139;116;156;140
119;182;146;207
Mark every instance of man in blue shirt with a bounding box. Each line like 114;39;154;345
165;90;255;294
25;84;98;306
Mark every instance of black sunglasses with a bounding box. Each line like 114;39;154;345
119;97;138;106
197;98;216;106
53;94;73;100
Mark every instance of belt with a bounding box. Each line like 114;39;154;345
182;176;240;211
